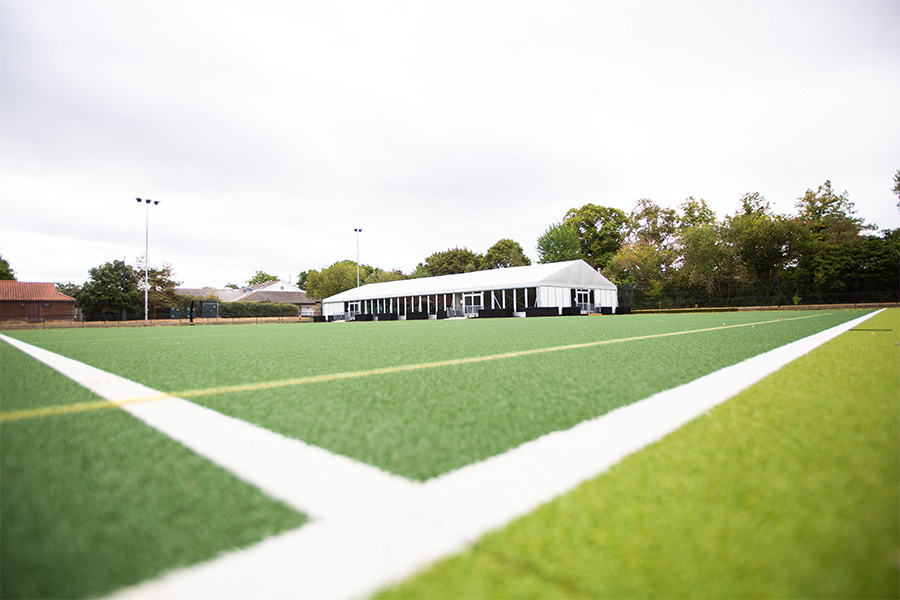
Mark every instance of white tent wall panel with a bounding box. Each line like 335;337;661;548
599;289;618;310
538;286;571;309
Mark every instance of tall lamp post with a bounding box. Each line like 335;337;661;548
354;227;362;287
136;198;160;324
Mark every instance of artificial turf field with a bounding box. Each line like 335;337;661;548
1;309;897;598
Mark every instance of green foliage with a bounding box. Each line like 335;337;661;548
545;183;896;307
0;254;15;280
562;204;628;270
726;195;806;285
536;221;582;264
678;196;716;230
364;268;404;285
145;263;183;312
738;191;770;215
609;199;680;303
247;271;278;285
626;198;679;249
55;281;83;301
482;239;531;269
219;301;299;318
78;260;142;319
679;222;737;297
610;240;673;303
304;261;401;298
812;232;900;292
795;180;871;244
305;260;361;300
421;247;483;276
408;264;432;279
892;170;899;212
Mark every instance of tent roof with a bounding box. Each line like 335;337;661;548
323;260;616;304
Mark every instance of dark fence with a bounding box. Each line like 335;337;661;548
626;288;900;311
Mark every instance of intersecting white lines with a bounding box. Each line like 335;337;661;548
0;310;879;600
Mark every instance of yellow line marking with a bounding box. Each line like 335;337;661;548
1;313;827;423
0;393;171;423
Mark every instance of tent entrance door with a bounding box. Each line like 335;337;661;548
575;289;591;313
463;292;483;317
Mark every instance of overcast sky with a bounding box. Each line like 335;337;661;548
2;0;898;288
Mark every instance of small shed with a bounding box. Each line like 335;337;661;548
0;281;76;324
322;259;618;320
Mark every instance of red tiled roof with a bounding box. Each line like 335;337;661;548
0;281;76;302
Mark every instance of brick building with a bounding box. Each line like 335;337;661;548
0;281;76;324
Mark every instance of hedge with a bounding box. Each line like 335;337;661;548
219;302;299;318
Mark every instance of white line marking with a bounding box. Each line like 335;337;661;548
0;310;881;599
0;333;417;520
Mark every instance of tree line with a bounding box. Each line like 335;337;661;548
548;180;899;308
304;178;899;308
3;175;897;317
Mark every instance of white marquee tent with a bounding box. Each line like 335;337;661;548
321;259;619;320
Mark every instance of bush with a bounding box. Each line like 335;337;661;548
219;302;299;318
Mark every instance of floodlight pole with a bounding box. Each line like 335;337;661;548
136;198;160;324
354;228;362;287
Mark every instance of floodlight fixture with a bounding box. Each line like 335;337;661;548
135;197;160;324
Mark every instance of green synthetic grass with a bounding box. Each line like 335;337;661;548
5;311;873;480
375;309;900;599
0;343;307;599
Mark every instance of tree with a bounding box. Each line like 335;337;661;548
679;222;738;301
408;264;432;279
305;260;359;300
364;268;404;284
56;281;83;301
79;260;142;319
726;193;806;293
247;271;278;285
483;239;531;269
893;170;900;212
813;231;899;296
610;241;672;304
420;247;483;276
626;198;679;250
678;197;716;230
795;180;870;245
296;271;309;290
144;263;183;313
609;199;680;305
0;254;15;280
562;204;628;271
536;222;582;264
